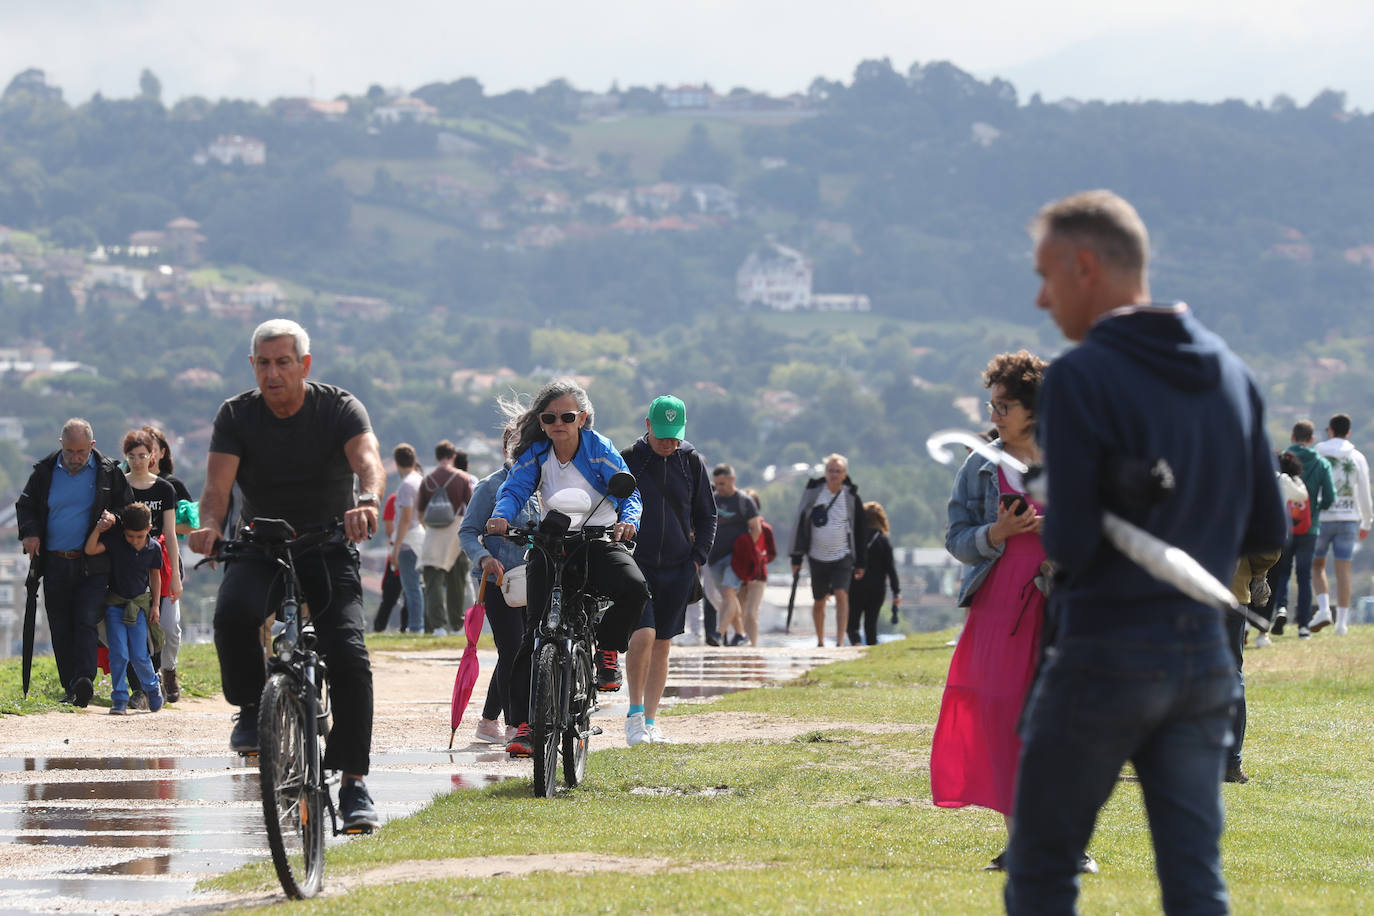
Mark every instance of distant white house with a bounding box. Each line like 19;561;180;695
736;242;813;311
661;85;712;109
196;135;266;167
371;97;438;124
736;241;871;312
85;264;147;299
241;281;285;310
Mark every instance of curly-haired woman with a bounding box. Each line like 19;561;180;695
930;349;1095;874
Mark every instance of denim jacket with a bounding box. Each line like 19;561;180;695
945;441;1007;607
459;466;540;588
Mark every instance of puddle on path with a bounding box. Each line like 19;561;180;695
0;645;842;910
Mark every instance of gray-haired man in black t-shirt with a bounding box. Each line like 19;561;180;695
189;318;386;831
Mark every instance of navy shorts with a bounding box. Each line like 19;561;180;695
635;561;697;639
808;555;854;600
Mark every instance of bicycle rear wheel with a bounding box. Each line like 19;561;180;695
259;672;326;898
563;642;591;788
531;642;561;798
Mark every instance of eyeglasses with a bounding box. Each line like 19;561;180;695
986;400;1020;417
539;411;580;425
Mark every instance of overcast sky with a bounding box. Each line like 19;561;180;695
6;0;1373;110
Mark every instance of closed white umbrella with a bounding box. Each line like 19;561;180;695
926;429;1266;629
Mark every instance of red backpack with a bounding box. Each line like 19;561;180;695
1289;498;1312;535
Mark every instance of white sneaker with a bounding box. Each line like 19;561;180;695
1254;632;1272;648
626;712;650;746
473;719;505;743
945;626;962;648
1310;607;1333;632
432;627;449;638
646;722;672;744
1335;607;1349;636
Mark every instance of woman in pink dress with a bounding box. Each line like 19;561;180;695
931;350;1093;873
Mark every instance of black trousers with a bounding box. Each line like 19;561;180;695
213;543;374;775
848;596;884;646
372;563;404;632
508;540;649;725
478;578;525;725
42;555;105;691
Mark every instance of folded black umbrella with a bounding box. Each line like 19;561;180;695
23;555;41;698
785;568;800;632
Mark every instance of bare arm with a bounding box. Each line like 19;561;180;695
161;507;182;597
391;504;414;565
188;451;240;555
148;568;161;624
344;431;385;543
85;510;116;555
748;515;763;539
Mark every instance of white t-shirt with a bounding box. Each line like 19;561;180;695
540;453;618;529
809;488;851;562
395;470;425;550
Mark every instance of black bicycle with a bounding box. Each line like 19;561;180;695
200;517;365;899
499;471;636;797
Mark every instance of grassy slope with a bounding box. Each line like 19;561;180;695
199;628;1374;915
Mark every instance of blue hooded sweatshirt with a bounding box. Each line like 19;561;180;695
1038;303;1287;636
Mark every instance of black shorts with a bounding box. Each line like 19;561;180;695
808;555;854;600
636;561;696;639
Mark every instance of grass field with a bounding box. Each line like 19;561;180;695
563;115;762;182
195;627;1374;914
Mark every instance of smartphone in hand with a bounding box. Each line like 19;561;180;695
1000;493;1029;516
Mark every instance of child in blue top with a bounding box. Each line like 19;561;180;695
85;502;164;714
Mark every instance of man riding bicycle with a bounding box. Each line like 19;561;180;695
485;379;648;757
188;318;385;831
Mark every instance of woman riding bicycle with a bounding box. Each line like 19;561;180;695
485;378;648;758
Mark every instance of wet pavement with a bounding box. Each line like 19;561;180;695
0;606;859;914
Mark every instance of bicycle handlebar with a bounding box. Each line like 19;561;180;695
195;518;347;569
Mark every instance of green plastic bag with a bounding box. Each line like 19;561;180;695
175;499;200;529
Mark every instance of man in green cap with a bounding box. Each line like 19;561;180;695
619;396;717;745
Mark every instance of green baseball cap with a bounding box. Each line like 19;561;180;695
648;395;687;440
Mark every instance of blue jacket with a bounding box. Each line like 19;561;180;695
1039;303;1286;636
945;439;1010;607
620;436;717;568
460;466;541;587
493;428;642;528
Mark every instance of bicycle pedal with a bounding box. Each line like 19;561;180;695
341;824;374;836
590;725;603;736
237;749;259;758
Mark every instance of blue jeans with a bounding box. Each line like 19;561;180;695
1006;612;1238;916
395;546;424;632
1289;533;1318;627
105;606;163;711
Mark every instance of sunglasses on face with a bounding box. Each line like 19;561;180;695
539;411;580;425
986;400;1020;417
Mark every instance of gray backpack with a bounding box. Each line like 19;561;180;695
422;472;458;527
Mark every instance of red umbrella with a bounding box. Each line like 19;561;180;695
448;574;493;748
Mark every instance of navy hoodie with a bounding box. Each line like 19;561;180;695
1038;303;1287;635
620;437;717;569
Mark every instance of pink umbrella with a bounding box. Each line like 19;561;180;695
449;574;493;748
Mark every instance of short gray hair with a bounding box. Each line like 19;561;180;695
251;318;311;359
1030;190;1150;277
823;453;848;470
61;417;93;442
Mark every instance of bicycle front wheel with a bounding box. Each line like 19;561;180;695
259;672;326;898
531;641;561;798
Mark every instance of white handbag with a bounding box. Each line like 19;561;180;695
501;565;528;607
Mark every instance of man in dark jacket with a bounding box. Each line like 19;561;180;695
620;396;716;745
1284;420;1334;637
1005;191;1287;915
16;418;133;707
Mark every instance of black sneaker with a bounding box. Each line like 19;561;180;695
59;691;76;705
704;633;721;647
162;669;180;704
597;650;621;691
1079;853;1100;874
338;779;379;832
1271;607;1287;636
72;677;94;709
230;707;259;753
129;689;149;711
984;851;1006;871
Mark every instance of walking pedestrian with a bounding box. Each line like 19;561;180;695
1005;190;1285;914
16;418;133;707
387;443;425;633
846;501;900;646
621;395;716;744
790;454;866;647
